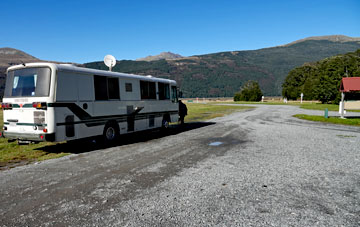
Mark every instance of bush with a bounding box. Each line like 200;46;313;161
234;81;263;101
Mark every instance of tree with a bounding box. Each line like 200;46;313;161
234;81;263;101
282;64;317;100
282;49;360;103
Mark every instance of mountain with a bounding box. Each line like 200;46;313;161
0;47;39;68
136;52;183;61
1;35;360;98
283;35;360;46
85;35;360;97
0;48;78;98
0;48;40;96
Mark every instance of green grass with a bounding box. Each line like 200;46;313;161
298;103;340;111
336;135;356;138
232;101;288;105
0;138;69;163
186;103;253;122
231;101;340;109
0;110;70;168
229;101;360;112
231;100;316;106
298;103;360;112
294;114;360;127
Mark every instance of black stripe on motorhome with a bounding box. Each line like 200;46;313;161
3;122;47;127
56;112;178;127
48;103;92;120
48;103;178;127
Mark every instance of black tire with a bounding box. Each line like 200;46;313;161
103;122;119;143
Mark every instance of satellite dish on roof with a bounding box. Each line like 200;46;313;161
104;55;116;71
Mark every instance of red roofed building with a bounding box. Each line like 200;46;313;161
340;77;360;92
339;77;360;118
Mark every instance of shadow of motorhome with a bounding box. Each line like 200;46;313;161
37;122;215;154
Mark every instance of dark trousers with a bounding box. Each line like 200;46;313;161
179;115;185;124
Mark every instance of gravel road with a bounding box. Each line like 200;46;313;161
0;104;359;226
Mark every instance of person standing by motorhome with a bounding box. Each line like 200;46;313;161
179;100;187;124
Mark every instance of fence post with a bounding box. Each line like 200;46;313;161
324;108;328;119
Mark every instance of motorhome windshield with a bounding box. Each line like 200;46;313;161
4;67;51;97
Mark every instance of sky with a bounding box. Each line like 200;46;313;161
1;0;359;63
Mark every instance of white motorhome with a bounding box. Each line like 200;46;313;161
1;63;179;143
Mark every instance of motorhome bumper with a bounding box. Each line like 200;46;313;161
3;132;55;142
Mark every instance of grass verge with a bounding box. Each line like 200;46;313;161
0;103;252;169
0;138;69;166
299;103;360;112
231;101;291;105
0;108;70;168
298;103;340;111
293;114;360;127
231;101;341;110
185;103;253;122
230;101;360;113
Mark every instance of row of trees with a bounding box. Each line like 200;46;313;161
234;49;360;103
282;49;360;103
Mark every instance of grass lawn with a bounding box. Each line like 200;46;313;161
0;103;252;169
231;100;360;113
0;139;69;165
298;103;340;111
231;100;317;106
232;101;286;105
0;110;70;168
232;100;340;110
299;103;360;112
185;103;253;122
294;114;360;127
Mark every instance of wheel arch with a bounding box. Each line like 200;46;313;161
163;113;171;123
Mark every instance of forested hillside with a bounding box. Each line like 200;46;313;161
1;36;360;98
85;39;360;97
282;49;360;103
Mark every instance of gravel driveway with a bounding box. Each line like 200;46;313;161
0;104;359;226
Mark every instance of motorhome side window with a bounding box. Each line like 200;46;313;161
125;83;132;92
94;75;120;100
140;81;156;99
171;86;178;102
108;78;120;99
158;82;170;100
